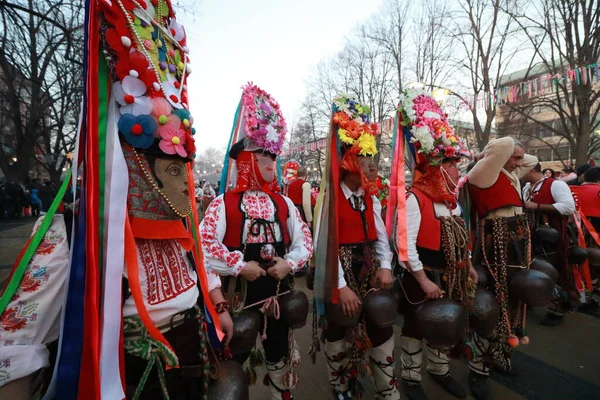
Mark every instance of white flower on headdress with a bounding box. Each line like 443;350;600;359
424;111;441;120
168;19;186;42
162;74;184;109
441;132;452;146
113;76;153;116
412;126;434;152
266;124;279;143
133;1;156;23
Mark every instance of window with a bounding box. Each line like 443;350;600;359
537;148;552;161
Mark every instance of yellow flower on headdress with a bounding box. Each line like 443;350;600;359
338;128;355;145
356;132;377;156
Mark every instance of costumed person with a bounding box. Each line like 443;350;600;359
201;181;216;218
522;163;577;327
465;137;539;399
570;166;600;310
313;94;399;400
286;166;313;229
0;1;244;399
391;89;475;400
200;83;313;400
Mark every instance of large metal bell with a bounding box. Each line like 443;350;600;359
363;290;397;328
588;247;600;266
569;246;588;265
508;269;554;307
474;264;491;288
327;301;363;327
469;289;500;337
279;290;309;329
415;299;467;348
530;257;559;283
535;225;560;244
306;267;315;291
230;309;262;356
208;360;249;400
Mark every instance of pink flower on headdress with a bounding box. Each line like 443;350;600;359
159;129;187;158
151;97;181;138
113;76;153;116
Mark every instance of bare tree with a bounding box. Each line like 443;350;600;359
0;0;83;183
412;0;455;90
366;0;411;99
503;0;600;166
450;0;520;151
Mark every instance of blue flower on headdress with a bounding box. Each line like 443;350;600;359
118;113;157;149
174;109;191;121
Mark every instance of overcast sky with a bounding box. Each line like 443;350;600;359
178;0;384;154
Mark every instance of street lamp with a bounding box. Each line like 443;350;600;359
11;157;17;163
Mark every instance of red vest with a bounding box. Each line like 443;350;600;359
222;192;290;249
287;179;305;206
469;173;523;218
571;184;600;218
531;178;555;205
409;188;440;251
338;191;378;245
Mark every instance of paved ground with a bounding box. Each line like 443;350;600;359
1;218;600;399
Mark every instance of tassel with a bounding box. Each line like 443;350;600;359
507;335;520;348
284;370;299;388
290;347;301;368
246;367;257;386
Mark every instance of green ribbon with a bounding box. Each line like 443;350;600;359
0;169;72;315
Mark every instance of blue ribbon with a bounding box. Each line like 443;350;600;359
220;99;242;194
54;189;87;399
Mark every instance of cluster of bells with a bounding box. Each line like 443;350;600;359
210;227;600;397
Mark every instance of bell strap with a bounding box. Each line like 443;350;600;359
227;275;247;314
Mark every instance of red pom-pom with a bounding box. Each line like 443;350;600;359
174;81;181;89
169;94;179;103
507;335;520;348
520;336;530;345
170;28;176;36
282;391;292;400
124;94;135;104
131;124;143;135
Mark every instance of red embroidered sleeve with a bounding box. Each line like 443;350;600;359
200;196;245;276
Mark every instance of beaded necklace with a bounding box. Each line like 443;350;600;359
132;148;192;218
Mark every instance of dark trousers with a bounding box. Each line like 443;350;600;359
399;271;430;340
125;313;204;400
233;314;291;365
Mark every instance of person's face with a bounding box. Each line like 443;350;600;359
441;159;461;185
503;145;525;173
255;152;276;183
544;170;553;178
359;156;378;181
154;157;191;215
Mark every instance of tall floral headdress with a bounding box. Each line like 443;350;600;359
240;82;287;155
282;160;300;186
332;94;378;157
220;82;287;194
101;0;196;161
397;88;469;167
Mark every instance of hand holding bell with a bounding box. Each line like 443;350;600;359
240;261;266;281
267;257;292;280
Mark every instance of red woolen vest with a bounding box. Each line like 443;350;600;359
531;178;556;205
469;173;523;218
409;188;441;251
287;179;305;206
222;192;290;249
571;184;600;218
338;192;378;245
